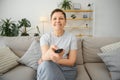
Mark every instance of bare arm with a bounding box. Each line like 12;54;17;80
38;44;77;67
38;45;63;64
41;45;49;60
57;50;77;67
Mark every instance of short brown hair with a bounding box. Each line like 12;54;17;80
50;8;66;20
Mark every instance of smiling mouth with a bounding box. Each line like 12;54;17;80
55;23;61;26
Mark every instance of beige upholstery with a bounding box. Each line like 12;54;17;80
76;38;83;65
0;36;34;57
83;37;120;63
2;65;36;80
1;36;120;80
0;46;19;74
76;65;90;80
85;63;111;80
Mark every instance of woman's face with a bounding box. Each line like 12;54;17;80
51;12;66;31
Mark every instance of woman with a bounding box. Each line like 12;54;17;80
37;8;77;80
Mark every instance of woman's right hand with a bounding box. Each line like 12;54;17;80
48;45;64;62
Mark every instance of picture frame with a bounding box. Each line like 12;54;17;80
73;3;81;10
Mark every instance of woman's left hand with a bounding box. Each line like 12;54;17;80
51;51;64;63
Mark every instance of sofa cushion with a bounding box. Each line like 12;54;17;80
85;63;111;80
0;46;19;74
76;65;90;80
83;37;120;63
2;65;36;80
18;38;41;70
76;38;83;65
0;36;34;57
101;41;120;52
98;48;120;80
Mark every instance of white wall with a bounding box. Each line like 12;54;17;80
0;0;62;35
94;0;120;37
0;0;120;37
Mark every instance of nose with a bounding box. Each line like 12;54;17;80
56;18;60;22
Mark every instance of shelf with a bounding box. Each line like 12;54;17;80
64;10;93;12
67;18;93;20
65;26;91;29
64;9;93;37
76;34;93;37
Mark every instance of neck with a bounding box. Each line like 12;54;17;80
54;30;64;37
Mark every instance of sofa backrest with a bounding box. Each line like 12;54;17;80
76;38;83;65
0;36;83;65
83;37;120;63
0;36;34;57
1;36;119;64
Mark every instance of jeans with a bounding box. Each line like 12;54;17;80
37;61;77;80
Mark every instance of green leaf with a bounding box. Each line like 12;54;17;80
59;0;72;10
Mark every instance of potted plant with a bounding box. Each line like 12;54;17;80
18;18;31;36
34;26;41;36
59;0;72;10
0;18;19;36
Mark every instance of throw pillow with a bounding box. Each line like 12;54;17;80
0;43;6;47
18;39;41;70
98;48;120;80
0;46;19;74
101;41;120;53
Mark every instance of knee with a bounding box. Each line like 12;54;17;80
40;61;52;68
37;61;52;71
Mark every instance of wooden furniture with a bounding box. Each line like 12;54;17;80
64;10;93;37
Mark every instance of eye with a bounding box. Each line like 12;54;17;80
59;17;64;20
53;18;57;20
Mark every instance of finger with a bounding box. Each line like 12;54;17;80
51;45;58;50
52;56;60;63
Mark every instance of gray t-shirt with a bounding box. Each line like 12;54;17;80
40;31;77;58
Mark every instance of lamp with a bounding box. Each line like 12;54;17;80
40;17;48;34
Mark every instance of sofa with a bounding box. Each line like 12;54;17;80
0;36;120;80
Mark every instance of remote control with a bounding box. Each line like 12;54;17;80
55;49;63;53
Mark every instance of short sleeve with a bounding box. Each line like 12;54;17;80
40;34;50;46
70;35;77;50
